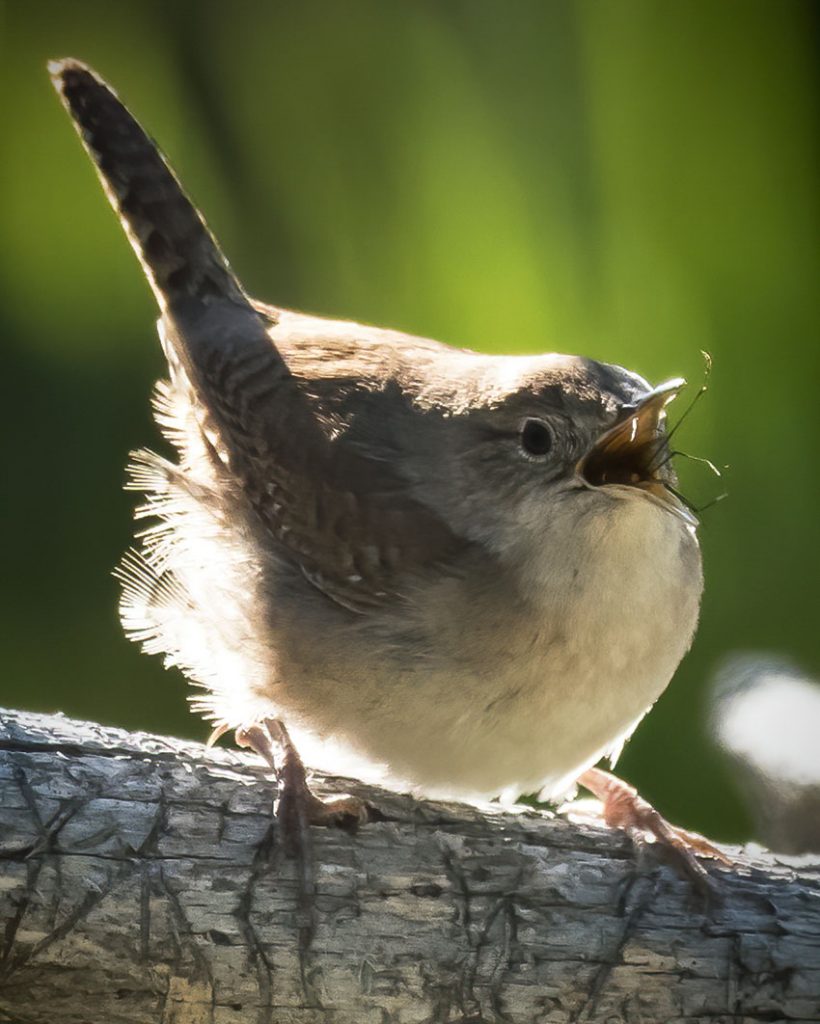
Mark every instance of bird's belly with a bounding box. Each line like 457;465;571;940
278;496;702;802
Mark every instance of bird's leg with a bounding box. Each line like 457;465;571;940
235;718;375;858
577;766;731;886
274;720;375;852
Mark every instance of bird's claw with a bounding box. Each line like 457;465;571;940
577;766;731;890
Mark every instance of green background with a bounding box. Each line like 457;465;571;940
2;1;818;842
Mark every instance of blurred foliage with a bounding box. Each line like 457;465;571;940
1;0;817;841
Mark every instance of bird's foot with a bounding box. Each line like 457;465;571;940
235;718;377;858
577;766;731;889
277;749;373;856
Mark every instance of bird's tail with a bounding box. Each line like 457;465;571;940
49;58;246;313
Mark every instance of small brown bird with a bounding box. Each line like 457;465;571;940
50;59;723;875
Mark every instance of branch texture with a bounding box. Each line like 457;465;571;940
0;708;818;1023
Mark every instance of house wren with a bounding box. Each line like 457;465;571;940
50;61;704;837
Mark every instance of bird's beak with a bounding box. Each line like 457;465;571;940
577;378;695;522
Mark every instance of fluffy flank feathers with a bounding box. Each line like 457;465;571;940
115;376;278;731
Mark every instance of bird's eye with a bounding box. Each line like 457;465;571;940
520;418;553;458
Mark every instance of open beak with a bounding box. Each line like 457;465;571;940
577;378;695;522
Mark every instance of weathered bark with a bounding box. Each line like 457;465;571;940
0;709;818;1024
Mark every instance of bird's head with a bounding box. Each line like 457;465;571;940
403;352;696;555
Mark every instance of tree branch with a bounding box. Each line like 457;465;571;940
0;708;818;1023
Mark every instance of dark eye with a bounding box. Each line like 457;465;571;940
520;418;553;457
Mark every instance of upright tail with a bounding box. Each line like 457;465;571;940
49;59;246;313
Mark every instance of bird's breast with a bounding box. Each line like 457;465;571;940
273;491;702;803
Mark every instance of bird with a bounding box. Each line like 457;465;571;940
50;58;722;875
711;653;820;854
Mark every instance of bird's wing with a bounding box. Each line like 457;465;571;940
51;59;467;613
162;309;466;612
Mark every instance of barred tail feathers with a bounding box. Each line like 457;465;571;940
49;59;245;313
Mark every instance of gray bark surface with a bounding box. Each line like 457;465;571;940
0;708;818;1024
